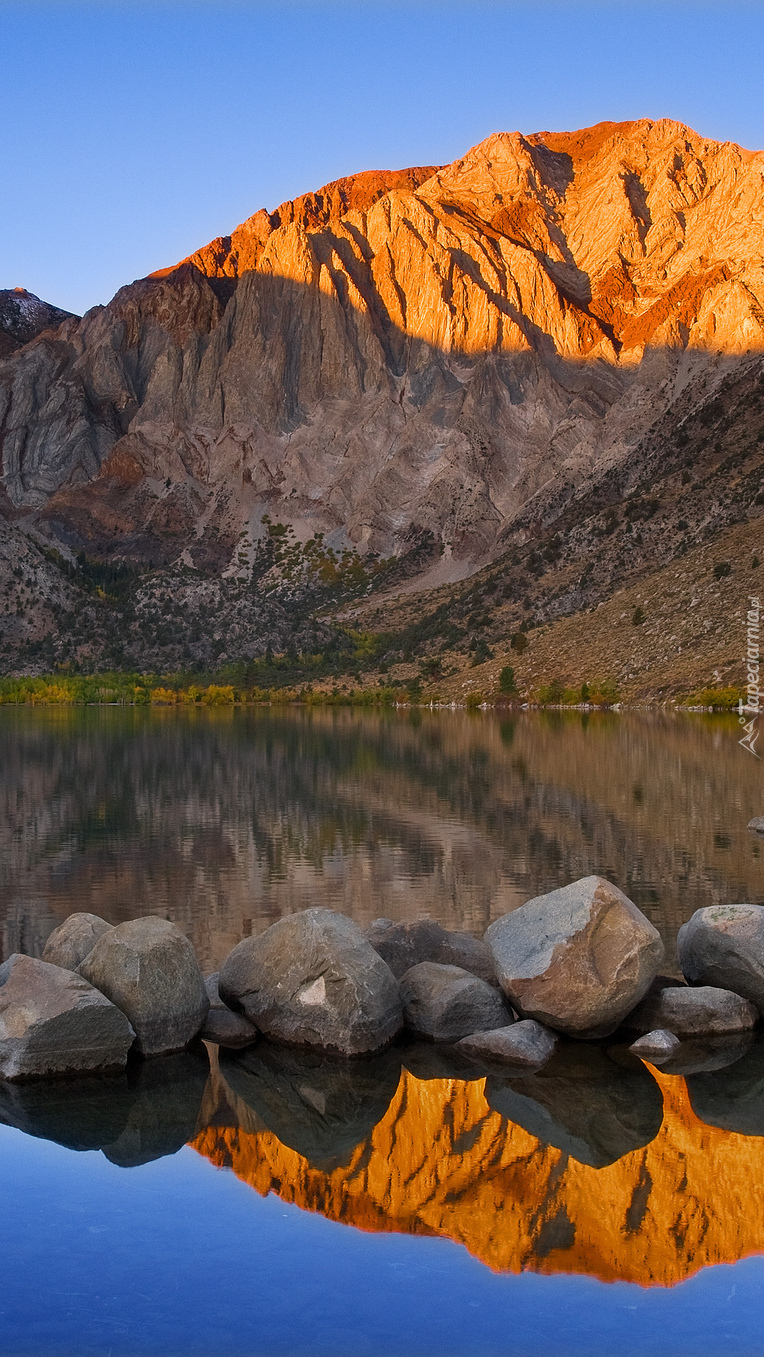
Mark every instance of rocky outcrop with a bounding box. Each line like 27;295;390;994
218;908;403;1056
749;818;764;835
485;875;664;1038
0;289;75;360
0;953;135;1079
457;1018;557;1069
399;961;510;1043
78;917;209;1056
367;918;496;984
42;912;112;971
678;905;764;1009
2;118;764;597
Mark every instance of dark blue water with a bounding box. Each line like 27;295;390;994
1;1125;762;1357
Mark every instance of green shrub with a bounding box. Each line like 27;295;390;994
498;665;517;695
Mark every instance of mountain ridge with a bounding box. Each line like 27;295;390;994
1;117;763;683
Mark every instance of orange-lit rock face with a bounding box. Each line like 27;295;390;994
191;1056;764;1289
4;117;764;571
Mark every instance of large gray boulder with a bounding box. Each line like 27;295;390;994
748;817;764;834
624;983;758;1037
678;904;764;1010
399;962;511;1043
485;876;664;1039
486;1044;663;1168
201;974;258;1049
0;953;135;1080
79;917;209;1057
367;918;497;984
42;913;113;972
218;908;403;1056
457;1020;557;1070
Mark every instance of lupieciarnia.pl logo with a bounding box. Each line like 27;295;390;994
739;595;761;758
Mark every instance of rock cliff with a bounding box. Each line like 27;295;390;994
1;118;764;673
0;289;75;361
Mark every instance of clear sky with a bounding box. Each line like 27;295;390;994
3;0;764;315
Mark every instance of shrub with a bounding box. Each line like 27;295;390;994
683;685;743;710
201;685;235;705
466;690;484;708
498;664;517;695
632;606;645;625
150;687;178;705
713;561;732;579
510;632;529;654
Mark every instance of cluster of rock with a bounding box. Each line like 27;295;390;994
4;876;764;1092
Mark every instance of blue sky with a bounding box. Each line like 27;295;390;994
3;0;764;315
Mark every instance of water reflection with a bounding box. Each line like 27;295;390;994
1;706;763;972
193;1039;764;1288
3;1031;764;1288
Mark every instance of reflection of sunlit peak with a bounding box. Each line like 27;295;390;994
191;1061;764;1288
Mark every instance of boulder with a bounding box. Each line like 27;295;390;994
457;1020;557;1070
624;983;758;1037
220;1043;401;1169
367;918;497;984
0;953;135;1080
79;917;209;1057
748;817;764;834
200;974;257;1049
399;962;511;1043
485;876;664;1039
629;1029;681;1061
688;1038;764;1136
486;1043;663;1168
42;913;113;972
678;904;764;1010
102;1049;210;1167
218;908;403;1056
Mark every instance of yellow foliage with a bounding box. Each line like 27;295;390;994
201;685;235;705
149;687;178;705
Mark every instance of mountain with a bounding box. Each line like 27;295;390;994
1;118;763;684
0;288;75;360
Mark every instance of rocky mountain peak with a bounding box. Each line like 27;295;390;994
0;288;76;360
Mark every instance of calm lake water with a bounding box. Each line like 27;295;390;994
2;706;764;1356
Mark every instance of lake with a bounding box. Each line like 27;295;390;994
1;706;764;1356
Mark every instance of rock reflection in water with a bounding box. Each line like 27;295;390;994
688;1039;764;1136
102;1050;210;1167
220;1043;402;1170
0;1049;209;1164
485;1044;664;1169
192;1038;764;1287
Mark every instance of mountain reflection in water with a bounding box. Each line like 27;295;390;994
191;1040;764;1289
1;706;763;972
